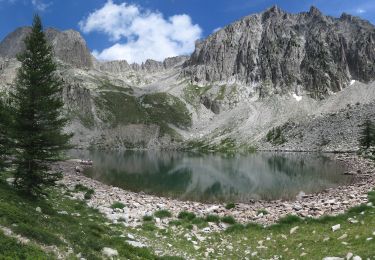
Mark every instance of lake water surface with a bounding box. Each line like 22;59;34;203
71;150;353;203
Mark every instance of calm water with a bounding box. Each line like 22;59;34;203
70;150;353;202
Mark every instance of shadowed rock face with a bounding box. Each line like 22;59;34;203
183;6;375;98
0;27;93;69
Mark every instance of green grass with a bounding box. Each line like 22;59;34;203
73;184;95;200
143;215;154;222
205;214;220;223
183;84;212;107
221;216;236;225
134;189;375;259
1;170;374;259
95;91;191;139
225;203;235;210
184;138;257;155
0;179;159;259
0;230;50;259
177;211;196;221
215;85;226;101
154;210;172;219
110;201;125;209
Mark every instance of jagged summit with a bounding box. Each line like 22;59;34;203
0;26;93;68
183;6;375;98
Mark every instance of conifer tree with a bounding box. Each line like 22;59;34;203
0;98;12;172
11;15;72;195
359;119;375;150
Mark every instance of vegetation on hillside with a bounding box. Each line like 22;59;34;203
95;91;191;139
359;119;375;150
185;137;257;155
266;126;287;145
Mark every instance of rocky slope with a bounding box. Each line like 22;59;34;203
0;6;374;151
183;6;375;99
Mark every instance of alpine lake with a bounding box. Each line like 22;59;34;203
68;150;355;203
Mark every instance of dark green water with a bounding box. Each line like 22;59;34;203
71;150;352;202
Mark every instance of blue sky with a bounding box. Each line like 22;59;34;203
0;0;374;63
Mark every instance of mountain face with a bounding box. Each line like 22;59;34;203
0;27;93;68
1;6;375;151
183;6;375;98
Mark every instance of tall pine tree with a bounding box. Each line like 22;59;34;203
12;15;72;195
359;119;375;150
0;97;12;172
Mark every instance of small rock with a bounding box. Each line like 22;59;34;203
35;207;42;213
126;240;146;248
290;226;299;234
346;252;353;260
352;256;362;260
338;234;348;240
202;227;211;233
127;233;135;240
102;247;118;258
57;211;68;215
332;224;341;232
366;237;373;241
323;258;344;260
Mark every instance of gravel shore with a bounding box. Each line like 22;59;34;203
58;153;375;230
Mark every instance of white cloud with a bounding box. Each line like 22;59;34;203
79;0;202;63
31;0;50;11
356;8;366;14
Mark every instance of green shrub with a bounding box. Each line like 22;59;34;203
221;216;236;225
206;214;220;223
84;189;94;200
177;211;196;221
266;126;287;145
277;215;301;225
110;202;126;209
225;203;235;210
225;224;245;233
154;210;172;219
256;209;268;215
143;215;154;222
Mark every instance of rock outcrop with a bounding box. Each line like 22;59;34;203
96;56;189;74
183;6;375;98
0;27;93;69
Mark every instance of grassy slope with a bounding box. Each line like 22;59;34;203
0;230;49;259
138;196;375;259
0;178;174;260
0;172;374;259
94;89;191;138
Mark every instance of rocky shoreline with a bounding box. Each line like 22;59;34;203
58;153;374;231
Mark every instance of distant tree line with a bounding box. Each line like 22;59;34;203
359;119;375;150
0;15;72;196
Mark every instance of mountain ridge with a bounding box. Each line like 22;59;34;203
0;6;375;151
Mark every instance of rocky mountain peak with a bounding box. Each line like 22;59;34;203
308;6;322;17
0;27;93;69
183;7;375;99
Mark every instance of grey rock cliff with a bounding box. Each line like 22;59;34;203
96;56;189;74
183;6;375;98
0;27;93;69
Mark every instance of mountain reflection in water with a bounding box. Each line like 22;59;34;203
70;150;352;202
